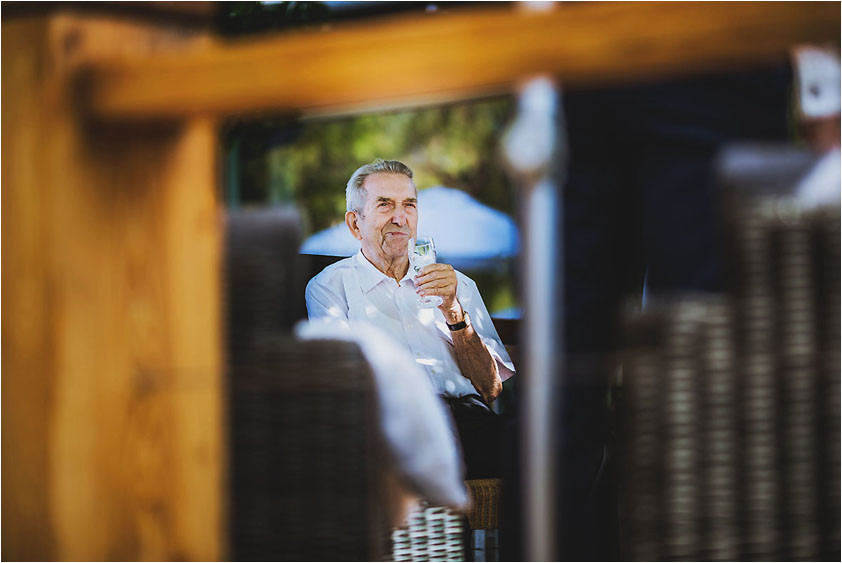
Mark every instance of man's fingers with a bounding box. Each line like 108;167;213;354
413;272;456;285
413;264;455;283
418;287;455;298
416;279;453;292
415;263;453;277
413;262;457;300
415;276;454;287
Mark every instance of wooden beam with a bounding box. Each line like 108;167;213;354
86;1;839;119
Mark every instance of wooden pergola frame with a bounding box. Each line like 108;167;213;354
87;2;838;119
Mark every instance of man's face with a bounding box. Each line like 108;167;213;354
349;172;418;262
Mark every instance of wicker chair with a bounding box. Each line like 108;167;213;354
466;478;503;531
230;338;388;561
390;478;502;562
227;208;388;560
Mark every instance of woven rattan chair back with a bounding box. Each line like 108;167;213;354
231;338;387;561
226;208;387;560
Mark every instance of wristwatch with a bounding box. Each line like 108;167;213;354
446;311;470;332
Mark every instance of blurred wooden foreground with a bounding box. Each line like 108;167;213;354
2;2;838;561
2;13;222;561
88;1;838;119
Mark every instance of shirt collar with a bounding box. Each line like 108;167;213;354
354;250;396;293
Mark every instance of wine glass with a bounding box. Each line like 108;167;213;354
409;236;444;308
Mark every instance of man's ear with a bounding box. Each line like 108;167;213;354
345;211;363;240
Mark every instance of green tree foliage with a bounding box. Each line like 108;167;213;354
266;98;516;234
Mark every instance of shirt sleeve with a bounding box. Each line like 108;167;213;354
305;271;349;321
456;273;516;378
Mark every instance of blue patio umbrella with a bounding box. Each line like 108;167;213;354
300;186;519;270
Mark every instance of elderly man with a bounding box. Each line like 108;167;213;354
306;158;515;479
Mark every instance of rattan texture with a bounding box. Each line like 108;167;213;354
619;198;840;561
465;478;503;530
231;339;388;561
227;208;388;561
390;500;464;561
226;207;307;364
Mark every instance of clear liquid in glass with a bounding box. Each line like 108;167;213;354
409;236;444;308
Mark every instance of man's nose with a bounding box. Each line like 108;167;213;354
391;207;408;226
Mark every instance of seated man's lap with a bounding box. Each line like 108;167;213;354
444;395;504;480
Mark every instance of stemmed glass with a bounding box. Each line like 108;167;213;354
409;236;444;309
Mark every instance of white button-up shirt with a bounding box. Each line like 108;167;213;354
305;251;515;398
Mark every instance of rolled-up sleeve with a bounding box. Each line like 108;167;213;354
456;275;516;379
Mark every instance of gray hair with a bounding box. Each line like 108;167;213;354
346;159;414;213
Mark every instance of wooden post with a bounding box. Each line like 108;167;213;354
2;12;224;561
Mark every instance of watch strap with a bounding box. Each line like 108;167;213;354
446;311;469;331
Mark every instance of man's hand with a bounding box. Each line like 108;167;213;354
413;263;460;315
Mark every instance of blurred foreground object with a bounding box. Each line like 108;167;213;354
295;319;469;511
229;335;389;560
793;45;841;152
391;501;465;562
502;76;563;562
619;146;840;561
390;478;503;561
227;208;390;560
2;7;222;561
87;2;838;119
793;45;840;120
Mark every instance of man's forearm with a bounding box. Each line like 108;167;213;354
452;328;502;403
445;305;502;403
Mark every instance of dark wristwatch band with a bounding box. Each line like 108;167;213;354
446;311;469;331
